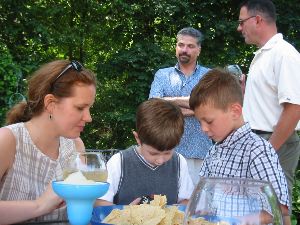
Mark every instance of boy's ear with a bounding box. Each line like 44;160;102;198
132;131;142;146
230;102;243;119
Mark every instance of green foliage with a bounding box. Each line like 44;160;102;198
1;0;300;218
82;41;174;149
0;43;22;125
293;166;300;224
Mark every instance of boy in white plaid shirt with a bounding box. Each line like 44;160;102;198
189;68;290;225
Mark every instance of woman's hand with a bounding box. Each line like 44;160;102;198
35;184;65;214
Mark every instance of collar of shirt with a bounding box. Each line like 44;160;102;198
215;122;252;149
254;33;283;55
133;145;159;170
174;62;199;76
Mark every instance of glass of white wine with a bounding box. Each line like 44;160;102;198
63;152;108;182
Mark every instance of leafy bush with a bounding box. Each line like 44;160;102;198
293;161;300;224
0;43;22;126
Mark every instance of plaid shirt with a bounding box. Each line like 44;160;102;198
199;123;289;212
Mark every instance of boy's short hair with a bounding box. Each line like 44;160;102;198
189;68;243;111
136;98;184;151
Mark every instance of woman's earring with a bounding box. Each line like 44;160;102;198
49;114;53;120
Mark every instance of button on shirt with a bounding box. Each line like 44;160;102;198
149;64;212;159
199;123;289;209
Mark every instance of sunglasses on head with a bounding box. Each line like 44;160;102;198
51;60;83;91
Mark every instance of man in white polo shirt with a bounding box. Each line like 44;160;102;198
237;0;300;208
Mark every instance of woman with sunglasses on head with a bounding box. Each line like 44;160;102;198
0;60;97;224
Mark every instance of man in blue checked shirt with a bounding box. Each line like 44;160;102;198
149;27;212;185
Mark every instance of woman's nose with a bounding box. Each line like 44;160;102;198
84;110;92;122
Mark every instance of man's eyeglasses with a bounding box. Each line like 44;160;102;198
238;16;256;26
51;60;83;90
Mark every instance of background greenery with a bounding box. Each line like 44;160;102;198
0;0;299;222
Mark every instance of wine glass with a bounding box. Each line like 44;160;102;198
63;152;108;182
183;177;283;225
52;152;109;225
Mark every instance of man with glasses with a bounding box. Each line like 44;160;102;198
237;0;300;214
149;27;212;185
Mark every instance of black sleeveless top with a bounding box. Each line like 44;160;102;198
113;145;180;205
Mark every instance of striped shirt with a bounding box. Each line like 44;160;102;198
0;123;77;222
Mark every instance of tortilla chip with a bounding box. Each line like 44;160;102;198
127;204;165;225
102;195;227;225
159;206;177;225
102;209;122;224
104;204;165;225
172;208;184;225
150;194;167;207
187;217;230;225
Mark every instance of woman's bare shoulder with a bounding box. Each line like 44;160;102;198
0;127;16;178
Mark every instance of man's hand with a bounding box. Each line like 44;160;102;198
181;107;194;116
163;96;190;109
269;103;300;150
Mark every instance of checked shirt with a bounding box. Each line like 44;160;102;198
199;123;289;210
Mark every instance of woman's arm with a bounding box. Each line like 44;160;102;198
0;128;16;179
0;128;64;224
0;184;64;224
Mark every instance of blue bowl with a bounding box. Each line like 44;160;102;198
90;205;186;225
52;181;109;225
91;205;240;225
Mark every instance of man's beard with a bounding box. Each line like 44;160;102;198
178;54;191;64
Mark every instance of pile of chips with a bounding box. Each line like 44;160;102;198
102;195;228;225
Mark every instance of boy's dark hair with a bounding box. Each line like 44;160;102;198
189;68;243;111
177;27;203;46
136;98;184;151
240;0;276;23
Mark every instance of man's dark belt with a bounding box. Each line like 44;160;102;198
252;129;272;135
